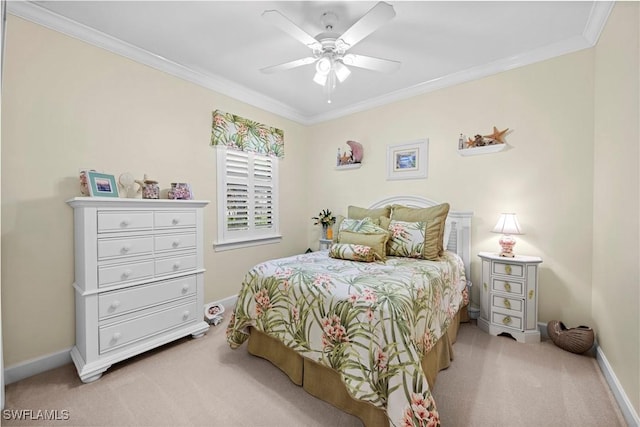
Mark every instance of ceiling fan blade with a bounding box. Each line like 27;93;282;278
262;10;322;51
343;54;400;73
337;2;395;49
260;57;317;74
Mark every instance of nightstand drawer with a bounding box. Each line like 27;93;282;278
98;236;154;260
98;275;197;319
492;278;524;296
493;261;524;277
99;300;198;354
155;232;197;252
492;295;523;313
155;254;197;276
98;211;153;233
491;311;523;330
154;211;196;229
98;260;154;287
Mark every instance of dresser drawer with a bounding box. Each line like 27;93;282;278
492;295;523;313
155;254;197;276
98;275;197;319
98;236;154;260
154;211;196;229
491;310;523;330
98;260;154;287
492;278;524;296
98;211;153;233
154;233;197;252
492;261;524;277
99;301;198;354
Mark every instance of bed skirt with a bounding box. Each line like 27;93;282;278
246;307;466;427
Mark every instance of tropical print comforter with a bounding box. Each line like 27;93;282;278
226;250;467;427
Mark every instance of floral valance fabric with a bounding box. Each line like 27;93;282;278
211;110;284;158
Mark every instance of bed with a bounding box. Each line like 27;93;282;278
226;196;473;426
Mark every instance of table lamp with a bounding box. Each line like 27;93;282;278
491;213;523;257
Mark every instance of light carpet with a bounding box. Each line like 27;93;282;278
4;321;626;426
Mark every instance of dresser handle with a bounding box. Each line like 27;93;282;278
182;310;190;320
172;218;180;225
504;282;511;292
112;332;122;342
122;269;132;279
505;265;512;275
181;284;190;293
502;316;512;325
172;239;181;248
503;299;511;309
120;219;130;228
173;261;181;270
110;300;121;310
121;244;131;253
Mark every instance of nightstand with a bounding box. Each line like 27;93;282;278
319;238;332;251
478;252;543;343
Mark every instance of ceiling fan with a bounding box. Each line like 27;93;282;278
260;1;401;103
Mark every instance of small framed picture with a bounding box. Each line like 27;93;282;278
387;139;428;180
87;171;119;198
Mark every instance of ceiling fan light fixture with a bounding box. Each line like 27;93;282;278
313;71;328;86
333;60;351;83
315;56;332;75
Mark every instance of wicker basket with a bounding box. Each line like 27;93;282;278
547;320;594;354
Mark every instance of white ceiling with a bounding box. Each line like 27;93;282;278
10;1;612;125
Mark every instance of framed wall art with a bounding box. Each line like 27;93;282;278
87;171;119;198
386;139;428;180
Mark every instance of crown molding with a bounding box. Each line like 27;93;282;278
8;1;614;126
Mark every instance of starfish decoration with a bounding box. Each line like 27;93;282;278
484;126;509;144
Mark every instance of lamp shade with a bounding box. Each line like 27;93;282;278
491;213;523;235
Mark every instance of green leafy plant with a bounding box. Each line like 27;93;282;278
312;209;336;226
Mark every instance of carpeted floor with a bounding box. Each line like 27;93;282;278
3;320;626;426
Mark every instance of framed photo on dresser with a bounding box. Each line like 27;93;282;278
87;171;119;198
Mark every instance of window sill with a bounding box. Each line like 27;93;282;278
213;235;282;252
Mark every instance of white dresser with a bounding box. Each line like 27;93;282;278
478;252;543;343
67;197;210;382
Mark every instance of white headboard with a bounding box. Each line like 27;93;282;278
368;195;474;280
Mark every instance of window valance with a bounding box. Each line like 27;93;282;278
211;110;284;158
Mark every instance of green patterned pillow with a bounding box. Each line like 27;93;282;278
387;220;426;258
391;203;450;260
339;217;386;233
329;243;380;262
337;230;389;261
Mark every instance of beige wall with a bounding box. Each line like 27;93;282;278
1;15;309;366
1;3;638;418
593;2;640;415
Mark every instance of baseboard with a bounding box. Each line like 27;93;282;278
537;322;639;427
4;348;72;385
208;294;238;312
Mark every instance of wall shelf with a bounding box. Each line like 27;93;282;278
335;163;362;170
457;144;507;156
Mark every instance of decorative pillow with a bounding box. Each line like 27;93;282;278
391;203;450;260
337;230;389;261
332;215;346;242
339;217;385;233
387;220;426;258
329;243;380;263
347;205;391;220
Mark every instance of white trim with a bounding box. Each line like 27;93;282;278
596;345;640;427
7;1;614;126
207;295;238;313
213;235;282;252
4;348;72;385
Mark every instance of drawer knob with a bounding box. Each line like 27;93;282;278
121;244;131;253
110;300;121;310
181;284;190;293
503;299;511;309
172;218;180;225
120;219;130;228
122;269;132;279
173;261;181;270
112;332;122;342
172;240;181;248
505;265;512;275
182;310;190;320
504;282;511;292
502;316;512;325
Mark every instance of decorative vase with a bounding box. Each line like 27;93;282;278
142;180;159;199
169;182;192;200
326;226;333;240
322;224;328;239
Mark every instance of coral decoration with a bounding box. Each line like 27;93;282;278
337;140;363;166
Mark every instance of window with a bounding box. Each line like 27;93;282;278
214;146;280;250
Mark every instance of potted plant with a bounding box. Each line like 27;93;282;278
312;209;336;239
